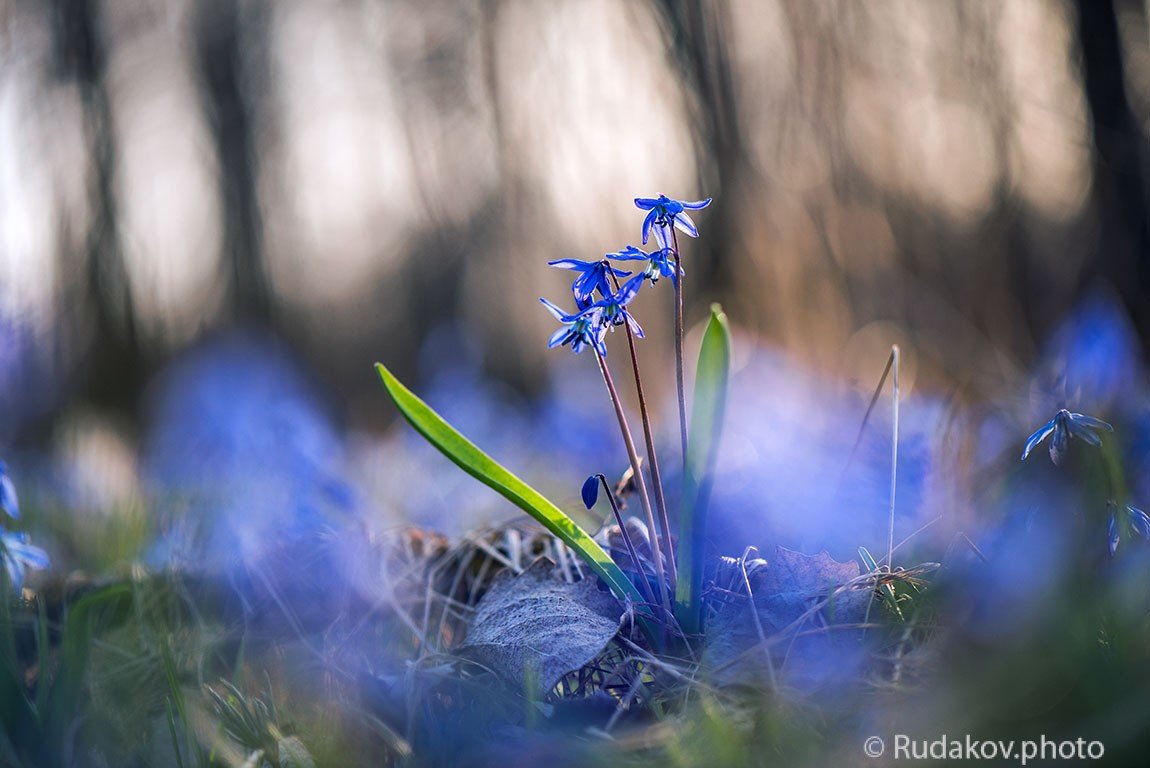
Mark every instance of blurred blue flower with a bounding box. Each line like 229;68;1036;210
0;461;18;520
540;299;607;355
547;259;631;308
1129;505;1150;539
1;531;48;592
588;274;645;338
606;245;681;286
1108;511;1120;557
1021;409;1112;465
1108;502;1150;556
144;331;354;571
634;195;711;246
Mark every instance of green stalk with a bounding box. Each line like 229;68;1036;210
674;306;731;634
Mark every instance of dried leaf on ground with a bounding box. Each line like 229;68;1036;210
460;559;624;695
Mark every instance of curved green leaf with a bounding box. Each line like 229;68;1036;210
675;305;732;634
375;364;645;607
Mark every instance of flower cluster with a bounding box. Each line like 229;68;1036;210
1021;409;1150;557
541;195;711;354
0;461;49;592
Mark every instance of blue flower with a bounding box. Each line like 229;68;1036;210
1;530;48;592
547;259;631;308
634;195;711;247
606;245;681;286
540;299;607;355
1021;409;1113;465
1108;511;1120;557
588;274;645;338
0;461;17;520
1128;505;1150;540
1107;502;1150;556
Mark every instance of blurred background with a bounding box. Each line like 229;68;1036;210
3;0;1150;558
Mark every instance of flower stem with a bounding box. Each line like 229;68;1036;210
606;267;677;586
596;351;672;619
671;230;688;483
887;345;900;571
597;474;659;610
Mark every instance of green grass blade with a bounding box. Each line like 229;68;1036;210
375;363;646;608
675;305;732;635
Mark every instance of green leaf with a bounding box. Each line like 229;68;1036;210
45;583;133;747
375;364;646;608
675;305;732;635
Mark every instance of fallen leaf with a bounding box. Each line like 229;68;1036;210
461;559;624;695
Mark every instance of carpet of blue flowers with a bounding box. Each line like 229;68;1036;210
2;194;1150;767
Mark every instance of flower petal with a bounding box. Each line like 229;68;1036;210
1021;419;1056;460
680;198;712;209
4;557;22;591
1069;413;1113;432
548;327;571;348
1109;513;1120;556
8;540;49;570
626;313;645;339
672;212;699;238
0;475;18;520
540;297;572;322
641;210;657;244
1129;506;1150;540
634;197;659;210
606;246;648;262
1066;418;1103;446
548;259;592;271
615;274;645;306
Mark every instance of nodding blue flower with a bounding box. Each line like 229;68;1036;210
606;245;681;286
1021;409;1113;465
1107;502;1150;556
547;259;631;308
581;475;601;510
0;462;17;520
588;274;645;339
634;195;712;247
1128;505;1150;540
1;530;48;592
540;299;607;356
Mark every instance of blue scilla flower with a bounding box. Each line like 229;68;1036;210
547;259;631;308
588;274;645;338
1021;409;1113;465
1107;502;1150;556
1;530;49;592
606;245;681;286
0;461;18;520
634;195;712;247
541;299;607;355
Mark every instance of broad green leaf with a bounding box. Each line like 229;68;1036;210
375;364;645;608
675;305;732;634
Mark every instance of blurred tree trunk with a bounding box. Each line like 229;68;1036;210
50;0;145;416
195;0;273;324
653;1;745;314
1074;0;1150;343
